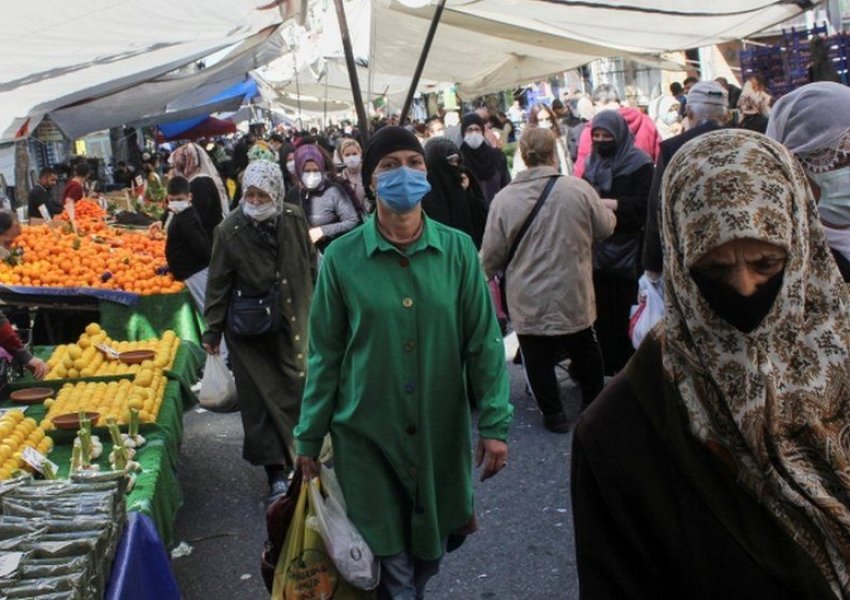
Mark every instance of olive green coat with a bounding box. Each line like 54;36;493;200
205;205;316;465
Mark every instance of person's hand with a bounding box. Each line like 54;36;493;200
202;342;220;356
460;173;470;190
148;221;163;236
308;227;324;244
26;357;48;380
295;455;319;480
475;438;508;482
602;198;618;211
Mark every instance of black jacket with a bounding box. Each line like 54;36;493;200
641;122;723;273
165;208;212;281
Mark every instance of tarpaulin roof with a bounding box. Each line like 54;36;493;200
157;116;237;142
373;0;817;97
0;0;286;140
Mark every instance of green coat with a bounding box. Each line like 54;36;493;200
206;205;316;464
294;215;513;560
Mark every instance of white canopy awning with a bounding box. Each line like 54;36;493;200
0;0;287;140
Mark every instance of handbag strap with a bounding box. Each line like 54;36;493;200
505;175;559;267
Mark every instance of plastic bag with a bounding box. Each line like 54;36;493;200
198;354;237;412
271;484;374;600
308;468;379;590
629;274;665;349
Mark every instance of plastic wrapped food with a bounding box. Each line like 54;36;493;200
20;556;88;579
2;571;86;597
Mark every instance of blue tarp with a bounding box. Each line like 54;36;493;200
158;78;258;138
0;284;140;306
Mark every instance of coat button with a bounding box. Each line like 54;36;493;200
404;340;415;352
406;425;417;435
399;257;410;267
402;297;413;308
294;335;301;342
404;381;416;393
286;298;292;304
296;353;304;360
298;371;305;378
290;316;296;322
282;279;288;285
408;467;417;477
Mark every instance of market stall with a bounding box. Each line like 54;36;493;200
0;322;204;599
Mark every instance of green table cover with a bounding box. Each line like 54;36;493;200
3;341;204;546
99;289;206;346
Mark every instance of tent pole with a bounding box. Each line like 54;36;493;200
399;0;447;126
292;48;303;130
333;0;370;145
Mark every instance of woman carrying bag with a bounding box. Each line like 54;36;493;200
203;160;316;504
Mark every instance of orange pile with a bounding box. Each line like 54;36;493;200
0;224;183;295
56;199;108;234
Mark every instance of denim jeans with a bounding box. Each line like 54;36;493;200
376;539;447;600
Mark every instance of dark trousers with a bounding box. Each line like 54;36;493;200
517;328;605;415
593;270;638;376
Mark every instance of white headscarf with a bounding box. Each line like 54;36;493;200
169;142;230;217
241;160;285;215
766;82;850;174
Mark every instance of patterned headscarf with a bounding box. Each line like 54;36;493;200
241;160;285;213
169;142;229;218
766;81;850;174
248;140;279;164
661;129;850;596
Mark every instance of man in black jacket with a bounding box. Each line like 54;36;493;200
642;81;728;277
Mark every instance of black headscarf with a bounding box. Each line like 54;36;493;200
583;110;652;195
423;138;488;248
361;126;424;199
460;113;501;183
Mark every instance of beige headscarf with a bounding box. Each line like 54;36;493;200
661;129;850;596
169;142;229;217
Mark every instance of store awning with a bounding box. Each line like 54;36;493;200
157;117;238;142
0;0;287;140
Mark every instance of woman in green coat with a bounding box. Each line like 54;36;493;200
294;127;513;599
203;160;316;503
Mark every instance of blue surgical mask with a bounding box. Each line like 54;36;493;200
811;165;850;226
376;166;431;213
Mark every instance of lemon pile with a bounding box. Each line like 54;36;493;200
0;410;54;480
45;324;180;380
43;363;168;427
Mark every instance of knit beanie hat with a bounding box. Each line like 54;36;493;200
461;113;486;135
361;126;424;195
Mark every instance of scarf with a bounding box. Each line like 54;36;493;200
767;81;850;174
169;142;229;218
583;110;652;195
661;129;850;597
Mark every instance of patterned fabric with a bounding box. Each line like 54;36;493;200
247;140;279;164
661;129;850;597
766;82;850;174
241;160;285;213
169;142;229;217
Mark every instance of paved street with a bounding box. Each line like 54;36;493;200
171;362;582;599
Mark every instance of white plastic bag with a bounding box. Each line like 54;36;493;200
198;354;238;412
307;466;379;590
629;274;665;349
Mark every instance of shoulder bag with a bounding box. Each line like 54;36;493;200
498;175;559;317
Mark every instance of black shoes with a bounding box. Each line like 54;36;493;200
543;412;570;434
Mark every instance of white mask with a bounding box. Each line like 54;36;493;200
343;155;362;169
301;172;323;190
464;132;485;149
662;112;680;126
168;200;190;214
243;201;277;222
286;160;296;174
811;165;850;226
430;130;445;138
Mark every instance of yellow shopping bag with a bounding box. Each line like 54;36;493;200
271;483;375;599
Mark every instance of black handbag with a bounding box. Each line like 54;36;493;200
227;286;282;336
498;175;559;317
593;230;642;280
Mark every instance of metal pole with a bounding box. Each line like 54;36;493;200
333;0;370;145
323;68;329;128
399;0;447;125
292;48;303;130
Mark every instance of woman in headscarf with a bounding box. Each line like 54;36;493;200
653;95;684;140
735;89;769;133
423;138;488;248
511;103;573;177
460;113;511;207
203;160;316;504
767;81;850;282
169;142;229;240
288;143;361;252
583;110;653;375
572;129;850;598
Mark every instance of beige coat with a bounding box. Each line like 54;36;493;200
480;165;615;336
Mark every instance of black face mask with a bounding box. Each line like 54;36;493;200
593;141;618;158
690;269;784;333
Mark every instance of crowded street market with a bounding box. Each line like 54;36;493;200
3;0;850;598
